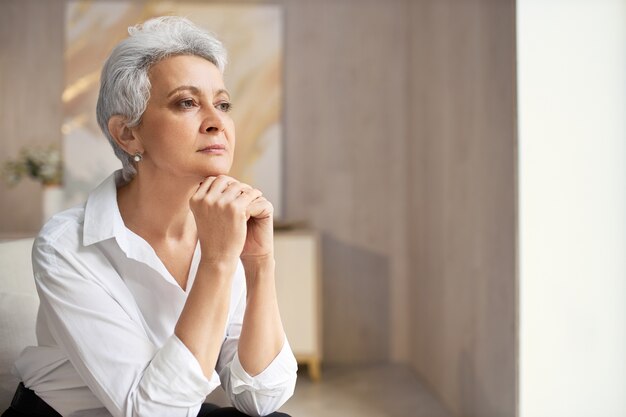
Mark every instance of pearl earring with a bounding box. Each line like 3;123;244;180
133;152;143;162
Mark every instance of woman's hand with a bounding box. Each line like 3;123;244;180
242;195;275;261
190;180;281;378
190;175;262;266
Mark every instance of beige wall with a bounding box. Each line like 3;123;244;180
408;1;517;416
0;1;517;416
0;0;64;235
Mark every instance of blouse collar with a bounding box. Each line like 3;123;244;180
82;170;129;248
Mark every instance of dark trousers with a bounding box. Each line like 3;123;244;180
2;383;292;417
197;403;291;417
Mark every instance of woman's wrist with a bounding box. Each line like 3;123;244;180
241;254;275;289
197;256;239;278
241;253;275;270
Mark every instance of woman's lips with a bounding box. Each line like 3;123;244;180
198;145;226;154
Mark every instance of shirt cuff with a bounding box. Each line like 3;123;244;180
229;337;298;396
139;334;220;406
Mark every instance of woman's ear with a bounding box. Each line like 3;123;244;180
108;115;141;155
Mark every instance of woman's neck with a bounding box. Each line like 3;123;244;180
116;171;199;243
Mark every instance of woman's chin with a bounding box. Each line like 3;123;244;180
200;167;232;178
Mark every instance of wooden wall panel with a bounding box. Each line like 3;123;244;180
0;0;64;235
282;0;410;364
408;1;517;416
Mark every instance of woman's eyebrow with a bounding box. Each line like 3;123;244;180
167;85;201;98
215;88;231;99
167;85;230;99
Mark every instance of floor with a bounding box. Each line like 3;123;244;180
208;364;453;417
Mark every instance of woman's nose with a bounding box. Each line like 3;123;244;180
200;108;225;134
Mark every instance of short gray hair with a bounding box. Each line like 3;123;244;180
96;16;228;182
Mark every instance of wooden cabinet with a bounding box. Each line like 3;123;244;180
274;230;322;381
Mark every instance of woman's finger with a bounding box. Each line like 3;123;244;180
246;196;273;219
191;176;217;202
205;175;236;199
221;182;253;203
235;188;263;212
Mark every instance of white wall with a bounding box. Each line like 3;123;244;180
518;1;626;416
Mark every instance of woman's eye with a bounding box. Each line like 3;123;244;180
178;99;196;109
216;101;233;112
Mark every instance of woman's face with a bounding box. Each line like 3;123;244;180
132;54;235;181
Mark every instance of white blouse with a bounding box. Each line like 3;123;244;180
13;170;297;417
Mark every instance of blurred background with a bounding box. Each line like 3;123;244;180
0;0;625;417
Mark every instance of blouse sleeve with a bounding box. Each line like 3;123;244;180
33;236;217;417
215;262;298;417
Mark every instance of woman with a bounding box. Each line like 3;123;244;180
2;16;297;417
